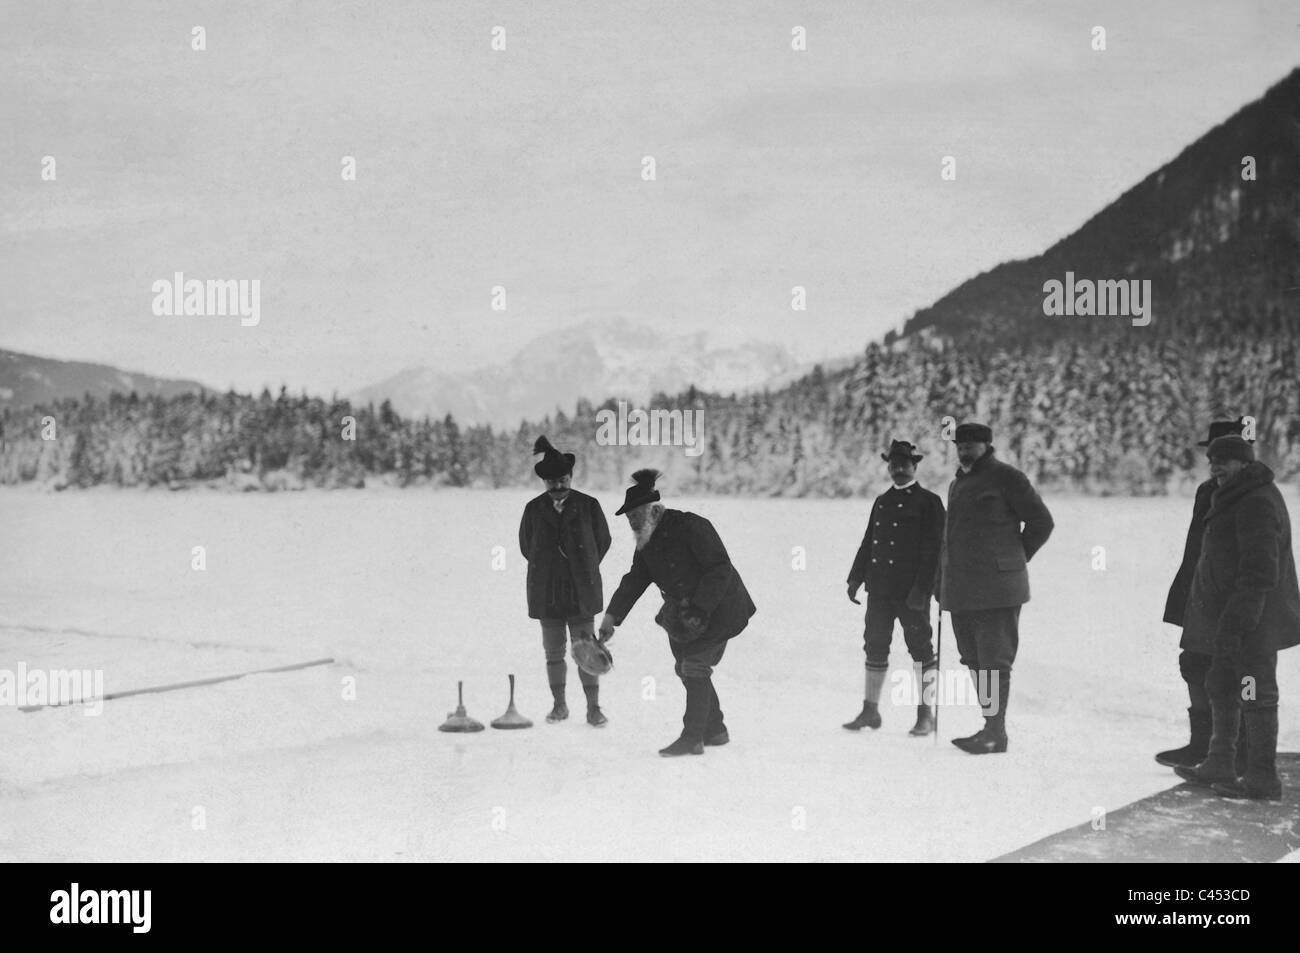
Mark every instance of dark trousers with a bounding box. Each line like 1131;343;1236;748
671;638;728;737
1178;649;1212;711
1207;649;1279;713
862;591;935;671
951;606;1020;720
671;637;727;679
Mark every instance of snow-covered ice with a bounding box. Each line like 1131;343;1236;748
2;486;1297;862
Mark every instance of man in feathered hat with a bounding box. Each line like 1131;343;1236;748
519;436;612;726
844;440;946;736
598;469;756;756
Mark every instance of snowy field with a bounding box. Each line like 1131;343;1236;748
2;485;1298;863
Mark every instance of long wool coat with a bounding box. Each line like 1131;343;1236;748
938;451;1054;612
1163;478;1216;629
1183;462;1300;656
519;490;611;620
606;509;756;644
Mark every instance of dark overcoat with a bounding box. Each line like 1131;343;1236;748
519;490;611;619
1163;478;1216;628
1184;462;1300;656
606;509;755;643
847;482;945;601
938;450;1054;612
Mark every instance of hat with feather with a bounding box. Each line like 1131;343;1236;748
881;439;923;463
533;436;575;479
615;468;662;516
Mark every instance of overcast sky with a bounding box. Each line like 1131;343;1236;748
2;0;1298;395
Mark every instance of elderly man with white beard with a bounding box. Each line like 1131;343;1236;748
598;469;756;757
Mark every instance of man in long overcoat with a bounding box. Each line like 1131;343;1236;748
519;436;612;726
938;423;1054;754
1157;418;1252;770
598;469;756;757
1174;436;1300;800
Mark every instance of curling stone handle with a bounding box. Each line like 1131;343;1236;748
508;673;516;703
458;680;464;707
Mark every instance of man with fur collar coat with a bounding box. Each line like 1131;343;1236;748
1174;436;1300;800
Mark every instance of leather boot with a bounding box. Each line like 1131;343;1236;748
955;670;1009;754
660;677;710;756
545;663;568;722
1155;707;1211;767
1234;715;1249;777
1175;697;1240;785
910;662;936;736
1212;708;1282;800
704;682;728;745
909;704;935;737
583;685;606;727
951;666;986;747
843;701;881;730
844;667;886;730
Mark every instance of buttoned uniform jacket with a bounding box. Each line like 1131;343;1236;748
519;490;611;619
846;482;945;603
1182;462;1300;657
938;450;1054;612
606;509;756;643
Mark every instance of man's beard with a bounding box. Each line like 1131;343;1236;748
632;509;662;550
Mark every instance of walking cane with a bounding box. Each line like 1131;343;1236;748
934;606;943;745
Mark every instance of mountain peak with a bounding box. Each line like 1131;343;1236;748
354;318;799;428
901;65;1300;344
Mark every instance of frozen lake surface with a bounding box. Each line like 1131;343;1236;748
2;486;1297;861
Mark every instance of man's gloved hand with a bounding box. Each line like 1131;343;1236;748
598;612;618;643
681;606;709;638
847;581;862;605
905;587;929;613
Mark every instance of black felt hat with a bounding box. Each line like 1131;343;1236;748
615;468;661;516
881;440;923;463
533;436;575;479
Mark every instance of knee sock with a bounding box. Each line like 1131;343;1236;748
547;660;566;702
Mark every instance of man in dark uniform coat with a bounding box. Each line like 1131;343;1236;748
519;436;612;726
939;423;1054;754
844;440;945;735
1157;418;1252;770
1174;436;1300;800
598;469;756;757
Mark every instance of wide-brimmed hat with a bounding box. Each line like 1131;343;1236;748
533;436;575;479
952;423;992;444
1197;417;1250;447
615;468;661;516
881;440;923;463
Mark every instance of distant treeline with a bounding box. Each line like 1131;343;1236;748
2;306;1298;496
